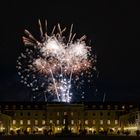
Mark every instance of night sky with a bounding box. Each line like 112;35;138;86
0;1;140;102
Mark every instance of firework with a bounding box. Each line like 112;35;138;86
17;19;96;102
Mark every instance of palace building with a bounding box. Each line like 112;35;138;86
0;102;139;135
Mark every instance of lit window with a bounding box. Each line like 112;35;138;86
63;119;66;124
78;120;81;124
57;120;59;125
71;120;74;125
42;120;45;125
122;105;125;109
13;120;16;125
50;120;53;124
27;120;31;125
20;120;23;125
93;120;96;125
35;120;38;125
71;112;74;116
107;120;110;125
64;112;67;115
100;120;103;125
115;120;118;125
57;112;60;116
85;120;88;125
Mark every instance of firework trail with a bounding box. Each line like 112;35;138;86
17;19;96;102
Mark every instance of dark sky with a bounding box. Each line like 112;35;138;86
0;1;140;102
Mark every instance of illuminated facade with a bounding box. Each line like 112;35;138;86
0;111;11;134
120;107;140;135
0;102;139;135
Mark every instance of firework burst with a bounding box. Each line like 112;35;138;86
17;19;96;102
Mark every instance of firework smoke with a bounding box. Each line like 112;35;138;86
17;19;96;102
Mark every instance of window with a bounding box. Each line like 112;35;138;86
5;105;9;109
27;112;31;116
20;112;23;116
71;112;74;116
107;120;110;125
13;120;16;125
99;105;103;109
85;120;88;125
57;120;59;125
27;105;31;109
115;120;118;125
84;112;87;116
34;105;38;109
35;113;38;116
93;120;96;125
100;112;103;116
129;105;133;108
12;105;16;109
92;105;96;109
64;112;67;115
35;120;38;125
122;105;125;109
42;120;45;125
107;105;111;110
107;112;110;116
20;105;23;109
50;120;53;124
114;105;118;110
78;120;81;124
71;120;74;125
63;119;66;124
93;113;96;116
100;120;103;125
27;120;31;125
20;120;23;125
57;112;60;116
